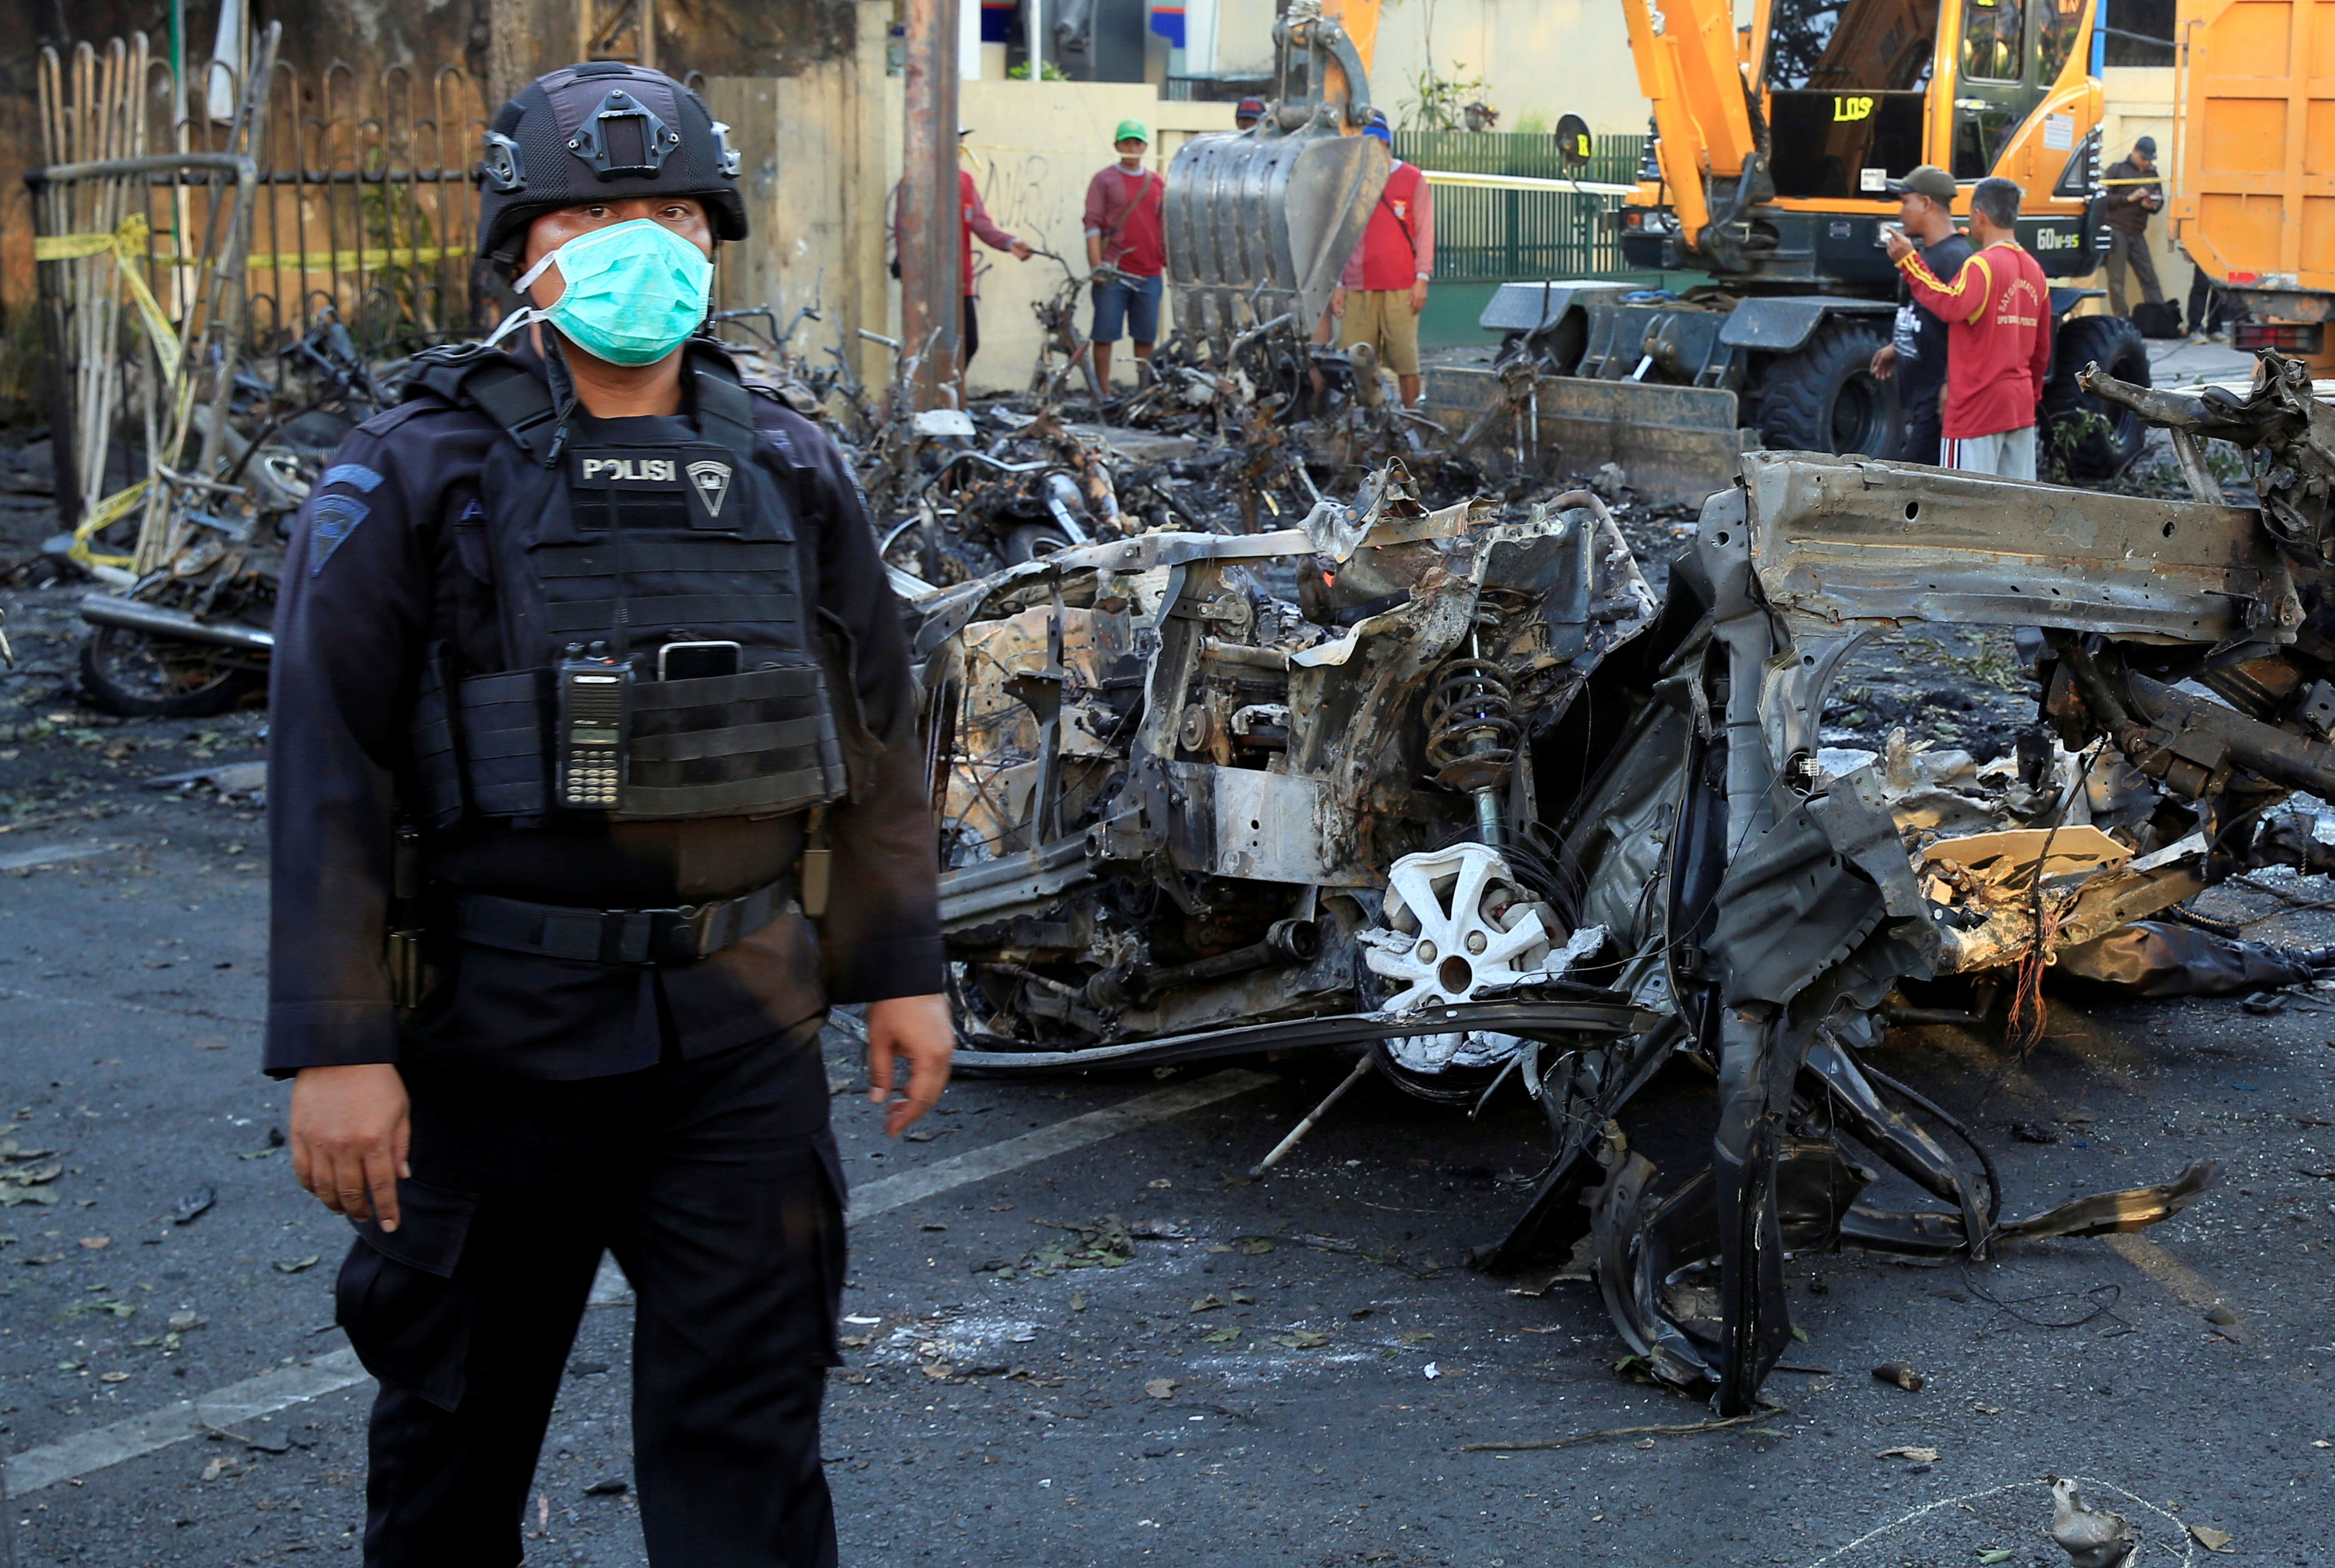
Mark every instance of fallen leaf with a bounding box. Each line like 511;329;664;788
1241;1239;1275;1255
1143;1378;1177;1399
1402;1331;1435;1345
274;1255;321;1274
99;1370;128;1383
200;1455;237;1481
1188;1293;1225;1313
1201;1326;1241;1344
583;1477;628;1497
77;1236;109;1250
1069;1292;1088;1312
1876;1445;1939;1463
2188;1525;2233;1552
172;1187;216;1225
1147;1178;1172;1189
1977;1550;2017;1564
920;1361;955;1379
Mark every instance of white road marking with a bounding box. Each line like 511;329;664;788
0;841;123;873
4;1349;368;1498
588;1068;1274;1304
7;1069;1277;1488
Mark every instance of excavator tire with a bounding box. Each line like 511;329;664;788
1755;319;1902;459
2042;314;2151;481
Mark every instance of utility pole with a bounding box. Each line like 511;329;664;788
899;0;962;408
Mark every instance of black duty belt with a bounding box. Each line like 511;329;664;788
452;877;795;965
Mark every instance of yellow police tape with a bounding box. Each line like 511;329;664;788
31;214;183;383
65;479;147;571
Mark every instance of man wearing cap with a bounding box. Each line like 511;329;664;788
1084;120;1166;390
1331;111;1434;408
1887;176;2053;480
2100;136;2165;320
269;60;951;1564
1868;165;1973;465
1234;97;1265;131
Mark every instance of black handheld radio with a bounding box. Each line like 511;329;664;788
555;640;632;809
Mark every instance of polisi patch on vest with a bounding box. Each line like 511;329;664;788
575;454;681;486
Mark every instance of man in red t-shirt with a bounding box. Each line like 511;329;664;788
1083;119;1166;391
1888;176;2053;480
1331;111;1434;407
889;129;1032;385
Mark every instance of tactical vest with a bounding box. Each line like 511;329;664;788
403;341;849;827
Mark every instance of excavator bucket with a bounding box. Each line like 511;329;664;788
1165;124;1389;348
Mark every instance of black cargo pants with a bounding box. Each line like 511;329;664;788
336;1027;845;1567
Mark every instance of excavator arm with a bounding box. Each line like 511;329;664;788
1164;0;1391;346
1624;0;1764;254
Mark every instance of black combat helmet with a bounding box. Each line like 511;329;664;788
475;62;748;274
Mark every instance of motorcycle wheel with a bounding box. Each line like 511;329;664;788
79;626;261;717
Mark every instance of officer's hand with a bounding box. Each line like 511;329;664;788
866;994;954;1136
289;1064;411;1231
1870;343;1897;380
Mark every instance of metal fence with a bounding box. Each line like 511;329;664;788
199;55;489;359
1393;130;1648;284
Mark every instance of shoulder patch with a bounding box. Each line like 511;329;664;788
320;462;385;493
309;494;372;575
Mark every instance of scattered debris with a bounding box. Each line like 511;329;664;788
1876;1445;1940;1463
2047;1476;2137;1568
1460;1404;1787;1453
172;1186;216;1226
1872;1362;1927;1392
1143;1378;1177;1399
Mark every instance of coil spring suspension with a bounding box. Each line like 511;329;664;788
1425;657;1518;796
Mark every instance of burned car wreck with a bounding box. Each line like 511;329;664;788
899;351;2335;1416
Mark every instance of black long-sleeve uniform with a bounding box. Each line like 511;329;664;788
266;340;940;1567
266;339;942;1079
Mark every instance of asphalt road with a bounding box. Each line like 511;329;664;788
2;341;2327;1566
0;658;2329;1567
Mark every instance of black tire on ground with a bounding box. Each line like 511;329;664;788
2042;314;2152;480
78;627;259;717
1755;319;1904;459
1002;521;1076;566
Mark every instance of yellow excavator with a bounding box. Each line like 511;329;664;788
1166;0;2156;503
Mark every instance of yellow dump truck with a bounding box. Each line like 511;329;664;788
2172;0;2335;376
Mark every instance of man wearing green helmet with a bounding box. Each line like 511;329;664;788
266;61;951;1566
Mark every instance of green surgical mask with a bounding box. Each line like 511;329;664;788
488;219;714;366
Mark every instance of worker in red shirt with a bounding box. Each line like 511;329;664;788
1331;110;1434;408
892;129;1032;386
1887;176;2053;480
1083;119;1166;391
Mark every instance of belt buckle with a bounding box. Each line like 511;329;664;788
647;903;717;964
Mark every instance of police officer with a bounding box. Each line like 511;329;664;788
266;62;951;1565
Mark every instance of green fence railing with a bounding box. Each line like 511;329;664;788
1392;130;1651;285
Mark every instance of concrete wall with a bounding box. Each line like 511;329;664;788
1368;0;1649;137
942;81;1238;394
703;1;894;388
